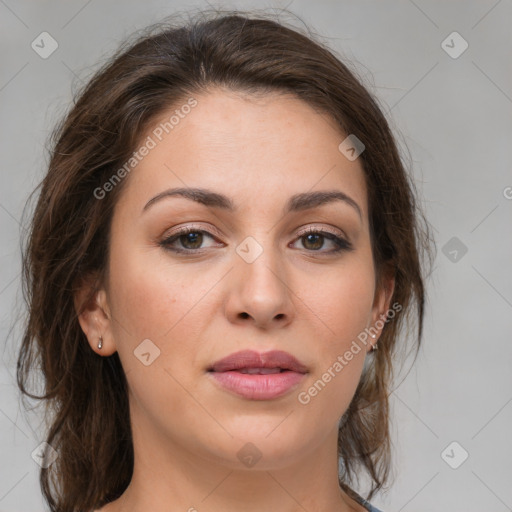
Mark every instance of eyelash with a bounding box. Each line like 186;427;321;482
159;225;353;255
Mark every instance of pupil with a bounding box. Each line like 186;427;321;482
304;233;322;250
182;232;202;249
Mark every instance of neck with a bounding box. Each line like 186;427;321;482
105;404;366;512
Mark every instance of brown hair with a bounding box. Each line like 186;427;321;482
17;8;435;512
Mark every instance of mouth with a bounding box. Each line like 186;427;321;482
207;350;308;400
208;367;300;375
232;367;290;374
207;349;309;374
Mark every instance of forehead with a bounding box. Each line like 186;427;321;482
117;88;368;219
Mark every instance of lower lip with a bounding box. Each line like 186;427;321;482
208;370;306;400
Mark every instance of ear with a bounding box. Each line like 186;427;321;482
73;273;116;356
368;263;396;352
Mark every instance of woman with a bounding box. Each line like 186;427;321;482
17;9;434;512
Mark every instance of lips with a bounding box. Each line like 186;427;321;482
207;349;308;400
207;349;309;374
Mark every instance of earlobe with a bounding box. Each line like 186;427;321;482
73;275;115;355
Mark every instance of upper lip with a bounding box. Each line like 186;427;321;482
208;350;309;374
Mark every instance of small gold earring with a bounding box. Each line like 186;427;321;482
98;336;103;349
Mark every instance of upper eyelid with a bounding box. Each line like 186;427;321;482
166;224;347;239
296;225;346;238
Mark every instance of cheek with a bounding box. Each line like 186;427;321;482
297;276;372;423
306;259;375;343
297;257;375;410
105;246;210;419
108;245;209;339
106;240;230;388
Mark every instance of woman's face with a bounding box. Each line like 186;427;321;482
83;88;393;470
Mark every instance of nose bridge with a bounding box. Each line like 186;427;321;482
227;229;294;327
237;231;285;296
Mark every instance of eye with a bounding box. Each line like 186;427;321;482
159;225;353;255
159;226;222;253
291;226;353;254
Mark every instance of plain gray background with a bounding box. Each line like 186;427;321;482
1;1;511;511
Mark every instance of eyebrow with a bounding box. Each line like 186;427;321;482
142;187;362;220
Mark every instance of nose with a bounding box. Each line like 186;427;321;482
224;244;295;330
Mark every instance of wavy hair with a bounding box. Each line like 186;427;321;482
16;8;435;511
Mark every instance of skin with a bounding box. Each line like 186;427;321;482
76;88;394;512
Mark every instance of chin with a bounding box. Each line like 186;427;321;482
201;424;312;470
